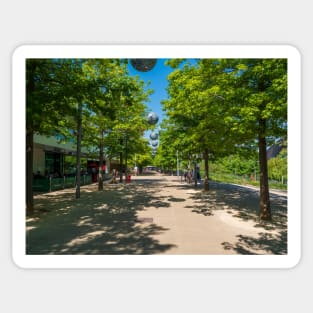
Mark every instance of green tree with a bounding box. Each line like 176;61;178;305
79;59;151;189
268;147;287;182
161;58;287;220
223;59;287;220
26;58;152;210
26;59;79;213
162;59;234;189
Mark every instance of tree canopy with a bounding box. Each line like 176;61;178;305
159;58;287;220
26;58;152;211
26;57;287;221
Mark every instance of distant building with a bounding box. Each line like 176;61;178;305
32;134;118;178
267;141;286;160
33;134;90;177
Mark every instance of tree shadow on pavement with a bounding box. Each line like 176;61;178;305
222;230;287;255
185;182;287;226
167;196;186;202
26;184;176;255
180;181;288;255
179;184;216;216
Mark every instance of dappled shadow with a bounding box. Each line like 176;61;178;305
180;180;288;254
183;187;217;217
167;196;186;202
190;206;214;216
222;230;287;255
184;181;287;225
213;182;287;231
131;177;165;186
27;176;288;255
27;183;176;255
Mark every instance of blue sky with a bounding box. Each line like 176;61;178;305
128;59;173;127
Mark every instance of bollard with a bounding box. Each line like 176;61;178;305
126;174;131;183
203;176;209;191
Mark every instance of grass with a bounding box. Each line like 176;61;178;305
208;172;287;191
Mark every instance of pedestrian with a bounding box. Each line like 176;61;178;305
184;170;187;182
111;169;118;184
187;170;192;184
196;166;201;182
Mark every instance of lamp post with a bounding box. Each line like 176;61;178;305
125;133;129;182
176;150;179;179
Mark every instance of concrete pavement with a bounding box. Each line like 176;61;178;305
26;173;287;255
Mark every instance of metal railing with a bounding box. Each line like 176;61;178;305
33;175;92;192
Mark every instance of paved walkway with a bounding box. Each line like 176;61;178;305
26;173;287;255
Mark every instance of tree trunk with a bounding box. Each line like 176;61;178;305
26;129;34;215
194;161;197;187
119;139;123;183
125;136;128;182
75;102;83;199
203;149;209;191
26;60;36;215
98;129;104;191
258;118;271;221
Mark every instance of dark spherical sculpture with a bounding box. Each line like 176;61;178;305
130;59;157;72
147;112;159;125
151;140;158;147
150;131;158;140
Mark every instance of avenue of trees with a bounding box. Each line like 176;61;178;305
155;58;287;221
26;57;287;222
26;59;152;214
